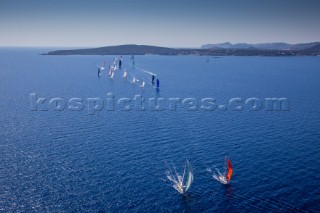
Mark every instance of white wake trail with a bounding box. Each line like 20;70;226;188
135;67;157;76
208;166;228;185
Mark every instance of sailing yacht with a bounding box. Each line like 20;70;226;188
167;160;194;194
213;157;233;184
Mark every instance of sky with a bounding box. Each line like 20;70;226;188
0;0;319;47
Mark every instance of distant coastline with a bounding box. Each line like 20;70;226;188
43;43;320;56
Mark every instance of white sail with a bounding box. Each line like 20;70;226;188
184;160;193;192
140;81;145;88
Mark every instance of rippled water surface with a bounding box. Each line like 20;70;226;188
0;48;319;212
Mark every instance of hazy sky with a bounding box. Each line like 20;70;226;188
0;0;319;47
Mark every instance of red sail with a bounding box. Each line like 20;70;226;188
227;158;233;182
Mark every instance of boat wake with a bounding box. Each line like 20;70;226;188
135;67;157;76
166;172;183;194
166;170;185;194
207;167;228;185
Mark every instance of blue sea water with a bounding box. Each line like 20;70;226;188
0;48;319;212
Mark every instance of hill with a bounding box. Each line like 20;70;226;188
43;44;320;56
201;42;320;50
45;45;181;55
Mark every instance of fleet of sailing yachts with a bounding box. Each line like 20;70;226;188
97;55;160;89
96;56;233;195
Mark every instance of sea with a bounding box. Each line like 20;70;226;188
0;48;319;212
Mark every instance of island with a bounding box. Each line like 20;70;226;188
43;43;320;56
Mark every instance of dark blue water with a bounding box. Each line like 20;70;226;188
0;48;319;212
